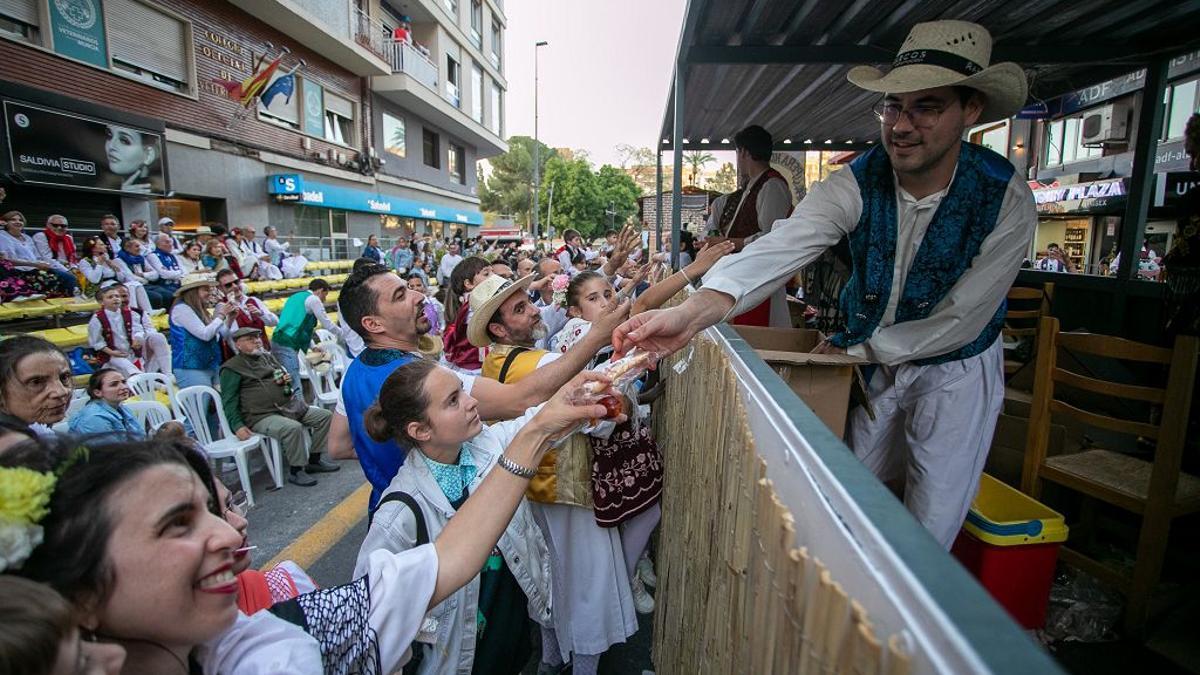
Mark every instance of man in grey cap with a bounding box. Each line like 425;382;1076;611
219;326;338;487
156;216;183;254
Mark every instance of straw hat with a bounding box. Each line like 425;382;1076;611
466;274;535;348
175;272;217;297
417;333;443;360
847;20;1027;124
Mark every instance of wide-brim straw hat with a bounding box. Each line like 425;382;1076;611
417;333;443;359
175;272;217;297
847;20;1027;125
466;274;534;348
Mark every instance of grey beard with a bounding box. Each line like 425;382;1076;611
530;324;548;341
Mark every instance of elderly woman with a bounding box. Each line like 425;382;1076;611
68;368;142;436
4;369;611;673
219;327;336;487
0;335;73;438
0;210;75;297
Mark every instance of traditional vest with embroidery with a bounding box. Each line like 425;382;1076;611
723;168;790;239
485;344;593;508
233;300;271;350
829;143;1011;365
169;306;222;371
95;308;138;365
151;249;181;289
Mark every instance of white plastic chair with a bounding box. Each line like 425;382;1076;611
298;353;339;409
175;386;283;506
124;400;172;435
314;330;350;376
127;372;183;420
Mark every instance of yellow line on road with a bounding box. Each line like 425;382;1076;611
262;482;371;571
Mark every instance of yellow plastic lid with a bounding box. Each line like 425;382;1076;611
962;474;1069;546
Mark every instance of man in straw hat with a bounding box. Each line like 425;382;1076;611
330;263;629;511
614;20;1037;548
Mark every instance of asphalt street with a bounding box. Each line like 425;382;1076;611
232;455;655;674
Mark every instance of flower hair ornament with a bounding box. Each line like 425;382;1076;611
0;444;87;572
550;274;570;308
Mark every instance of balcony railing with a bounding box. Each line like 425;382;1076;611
384;39;439;92
444;81;461;108
353;7;390;61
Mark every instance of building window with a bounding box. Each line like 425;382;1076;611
449;144;465;184
489;80;502;136
0;0;40;44
294;207;349;259
423;128;441;169
490;19;501;68
1164;78;1198;140
969;120;1009;154
445;54;461;107
471;62;484;123
443;0;458;17
106;0;191;92
1044;115;1102;166
324;92;355;146
382;111;406;157
469;1;482;47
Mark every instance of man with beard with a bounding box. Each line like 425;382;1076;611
331;263;629;511
614;20;1036;549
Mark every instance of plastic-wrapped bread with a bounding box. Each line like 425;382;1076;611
584;348;659;395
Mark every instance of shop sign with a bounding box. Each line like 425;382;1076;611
3;100;167;195
49;0;108;68
267;174;483;225
1031;177;1127;214
1154;171;1200;208
1155;139;1192;173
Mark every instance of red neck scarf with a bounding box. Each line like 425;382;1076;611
44;226;76;263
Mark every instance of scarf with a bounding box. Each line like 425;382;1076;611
116;248;145;269
423;445;478;503
43;226;76;263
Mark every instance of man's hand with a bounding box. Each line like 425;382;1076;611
131;340;143;351
612;290;732;357
590;297;631;339
811;339;846;355
235;426;253;441
529;275;553;293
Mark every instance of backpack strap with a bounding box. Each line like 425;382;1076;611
370;491;429;546
497;346;530;384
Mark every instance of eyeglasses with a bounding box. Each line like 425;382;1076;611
49;222;67;229
221;281;238;289
872;99;953;129
224;490;249;518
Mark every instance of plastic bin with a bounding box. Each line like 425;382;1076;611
951;473;1069;629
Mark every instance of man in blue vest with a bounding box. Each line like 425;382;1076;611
331;263;629;511
613;20;1036;548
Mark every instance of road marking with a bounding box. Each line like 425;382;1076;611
262;482;371;570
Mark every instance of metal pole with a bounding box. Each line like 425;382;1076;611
532;41;547;241
655;148;663;254
546;181;555;235
1116;58;1167;282
670;63;685;271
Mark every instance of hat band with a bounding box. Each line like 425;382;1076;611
892;49;983;77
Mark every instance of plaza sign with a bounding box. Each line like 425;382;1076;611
267;174;483;225
1030;177;1128;215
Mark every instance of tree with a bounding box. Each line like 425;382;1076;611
595;164;641;234
539;155;600;239
684;151;715;186
705;162;737;193
615;144;672;197
478;136;557;227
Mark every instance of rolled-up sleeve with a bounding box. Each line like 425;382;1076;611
855;175;1037;365
703;167;861;320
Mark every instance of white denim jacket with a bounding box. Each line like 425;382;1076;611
354;406;553;675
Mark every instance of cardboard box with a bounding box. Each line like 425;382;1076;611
732;326;867;437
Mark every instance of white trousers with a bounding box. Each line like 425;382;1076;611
143;332;171;375
848;337;1004;549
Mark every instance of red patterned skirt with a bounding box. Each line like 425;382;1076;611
590;422;663;527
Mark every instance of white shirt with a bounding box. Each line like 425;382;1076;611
145;249;186;281
703;160;1037;366
31;232;73;270
437;253;463;285
113;257;158;284
0;230;43;270
229;296;279;334
103;235;122;257
170;302;227;342
88;308;145;352
78;257;120;285
264;237;289;263
304;293;338;332
178;256;207;276
338;313;366;357
156;231;184;254
1035;257;1068;273
281;254;309;279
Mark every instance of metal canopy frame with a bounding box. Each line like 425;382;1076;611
649;0;1200;670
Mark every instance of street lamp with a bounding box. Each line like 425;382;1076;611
532;40;548;241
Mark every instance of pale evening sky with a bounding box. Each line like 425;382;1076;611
501;0;690;168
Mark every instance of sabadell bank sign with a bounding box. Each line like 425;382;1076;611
267;174;482;225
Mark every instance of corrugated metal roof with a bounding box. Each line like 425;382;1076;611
661;0;1200;149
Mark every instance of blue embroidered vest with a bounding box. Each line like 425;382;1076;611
829;143;1012;365
151;249;181;289
169;309;222;371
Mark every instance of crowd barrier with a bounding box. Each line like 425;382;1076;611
650;321;1063;674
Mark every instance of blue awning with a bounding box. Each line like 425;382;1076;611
267;174;483;226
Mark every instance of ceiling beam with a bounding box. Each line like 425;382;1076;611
660;141;875;152
684;43;1170;65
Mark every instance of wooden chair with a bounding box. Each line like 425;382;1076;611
1020;316;1200;633
1002;282;1054;380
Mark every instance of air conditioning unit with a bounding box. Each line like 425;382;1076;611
326;148;337;163
336;152;347;165
1081;102;1130;145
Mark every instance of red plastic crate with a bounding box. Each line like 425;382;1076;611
952;530;1062;629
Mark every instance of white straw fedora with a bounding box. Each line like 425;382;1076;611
174;272;217;297
466;274;535;348
847;20;1028;124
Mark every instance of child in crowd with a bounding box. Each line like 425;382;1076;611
87;283;144;376
551;271;663;610
441;256;493;374
408;273;444;336
358;359;600;675
0;576;126;675
111;283;171;375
